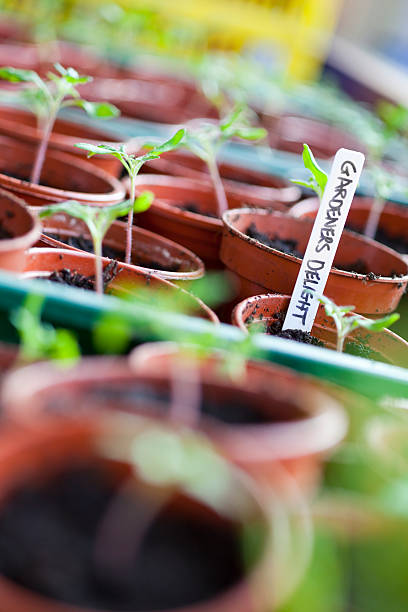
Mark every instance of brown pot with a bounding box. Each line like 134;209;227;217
2;351;346;497
232;293;408;368
0;188;41;272
134;174;290;269
141;149;300;207
220;208;408;316
290;196;408;262
0;136;125;207
0;106;127;177
261;112;365;159
0;412;274;612
22;248;218;322
37;212;205;282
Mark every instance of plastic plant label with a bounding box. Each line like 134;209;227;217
282;148;365;333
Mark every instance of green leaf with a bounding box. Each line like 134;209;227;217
220;103;245;131
0;66;42;84
53;63;91;85
133;190;154;212
38;200;92;225
302;143;328;198
69;99;120;119
356;312;400;332
75;142;126;157
142;128;185;156
233;126;267;141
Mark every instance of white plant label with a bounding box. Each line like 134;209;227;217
282;148;365;333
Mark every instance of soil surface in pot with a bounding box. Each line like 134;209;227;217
45;381;304;425
45;232;182;272
48;260;119;291
347;223;408;255
176;201;218;218
0;219;12;239
0;464;243;610
246;223;382;277
251;310;389;362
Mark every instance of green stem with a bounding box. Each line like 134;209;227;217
125;176;135;265
94;237;103;295
337;334;345;353
364;195;385;240
30;108;57;184
208;157;228;217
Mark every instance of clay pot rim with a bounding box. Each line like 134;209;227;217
0;188;42;251
2;352;347;462
290;195;408;218
38;217;206;281
0;408;274;612
222;207;408;283
231;292;408;349
128;341;347;460
21;248;219;324
0;137;125;203
133;174;223;227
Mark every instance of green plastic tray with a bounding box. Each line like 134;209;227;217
0;270;406;403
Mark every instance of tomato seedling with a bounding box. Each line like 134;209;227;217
0;63;119;184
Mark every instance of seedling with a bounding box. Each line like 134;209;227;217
11;293;80;365
38;192;153;294
291;143;328;200
75;128;185;264
181;103;267;216
0;63;119;184
319;294;399;353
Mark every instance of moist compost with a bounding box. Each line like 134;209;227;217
246;224;383;276
176;201;218;218
45;232;182;272
0;465;243;610
48;260;118;291
0;220;12;240
246;222;302;257
263;310;323;346
45;379;299;425
347;223;408;255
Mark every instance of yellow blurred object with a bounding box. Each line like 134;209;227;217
113;0;344;81
2;0;344;81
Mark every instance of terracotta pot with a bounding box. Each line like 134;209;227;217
290;196;408;262
261;112;365;159
0;188;41;272
129;343;347;493
0;136;125;207
0;106;128;178
22;248;218;322
37;212;205;282
220;208;408;316
134;174;287;269
0;412;274;612
141;149;300;207
232;293;408;368
2;351;346;497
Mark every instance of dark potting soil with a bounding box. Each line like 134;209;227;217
48;260;119;292
0;219;12;240
347;223;408;255
0;465;244;610
45;233;182;273
176;201;218;218
246;223;302;257
344;338;390;364
46;381;285;426
264;311;323;347
246;224;384;277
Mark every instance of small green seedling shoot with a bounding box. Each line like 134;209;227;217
319;294;399;353
11;293;80;365
38;192;153;294
0;63;119;185
181;103;267;216
291;143;328;200
75;128;185;264
362;102;408;240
